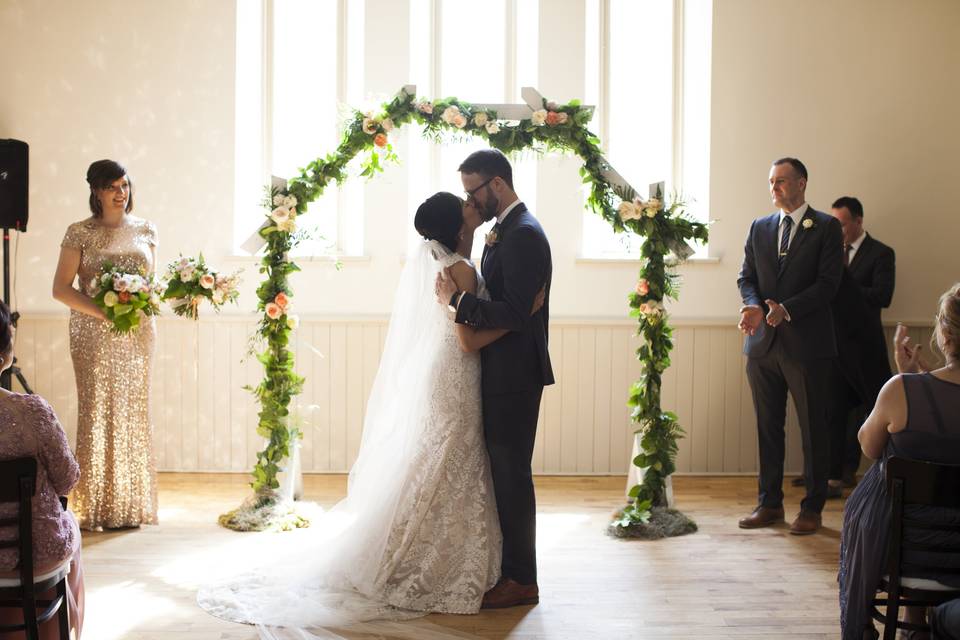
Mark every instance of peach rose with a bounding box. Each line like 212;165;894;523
118;291;131;304
545;111;560;126
374;133;388;147
556;112;569;125
274;292;289;309
265;302;283;320
452;113;467;128
418;102;433;114
381;117;394;132
636;279;649;296
199;274;216;290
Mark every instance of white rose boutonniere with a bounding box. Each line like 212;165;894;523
802;218;814;229
485;228;500;246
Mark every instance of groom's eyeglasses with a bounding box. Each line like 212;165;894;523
465;177;495;203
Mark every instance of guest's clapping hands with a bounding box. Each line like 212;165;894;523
894;323;931;374
738;305;763;336
764;299;787;327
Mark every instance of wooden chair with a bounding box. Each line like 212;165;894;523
871;456;960;640
0;457;71;639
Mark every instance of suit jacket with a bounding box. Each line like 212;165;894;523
848;233;895;395
831;267;872;403
737;206;843;360
455;203;555;395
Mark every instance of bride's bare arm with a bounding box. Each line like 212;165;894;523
52;246;107;320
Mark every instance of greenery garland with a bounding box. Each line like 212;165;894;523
222;87;708;531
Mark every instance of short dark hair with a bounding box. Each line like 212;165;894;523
831;196;863;219
458;149;514;190
414;192;463;253
772;157;808;181
0;301;13;357
86;159;134;217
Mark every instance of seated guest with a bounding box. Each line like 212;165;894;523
0;302;85;639
839;284;960;639
932;599;960;640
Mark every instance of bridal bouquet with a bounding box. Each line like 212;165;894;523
161;255;241;319
93;263;163;334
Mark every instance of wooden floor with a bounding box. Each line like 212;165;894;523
79;474;847;639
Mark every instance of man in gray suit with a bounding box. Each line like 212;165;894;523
736;158;843;535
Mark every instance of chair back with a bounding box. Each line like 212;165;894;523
0;457;38;587
880;456;960;640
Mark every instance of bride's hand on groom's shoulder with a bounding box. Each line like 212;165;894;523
530;286;546;315
435;268;458;307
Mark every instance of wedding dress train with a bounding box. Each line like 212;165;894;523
197;240;501;639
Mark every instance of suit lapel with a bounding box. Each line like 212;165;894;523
848;233;872;274
764;214;780;272
482;202;527;275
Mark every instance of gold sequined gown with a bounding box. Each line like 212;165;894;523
61;215;159;530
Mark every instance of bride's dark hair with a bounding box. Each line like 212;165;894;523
414;192;462;252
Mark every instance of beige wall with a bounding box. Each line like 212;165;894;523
2;0;957;322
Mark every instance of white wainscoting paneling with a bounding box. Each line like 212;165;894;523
17;315;929;475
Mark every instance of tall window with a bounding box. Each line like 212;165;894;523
234;0;364;256
582;0;712;258
407;0;539;259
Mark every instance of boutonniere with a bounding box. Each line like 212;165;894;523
485;228;500;246
802;218;815;229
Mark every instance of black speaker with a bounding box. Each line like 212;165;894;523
0;140;28;232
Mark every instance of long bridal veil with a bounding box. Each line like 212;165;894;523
197;239;482;640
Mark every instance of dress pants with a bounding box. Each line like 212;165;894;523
746;340;831;513
482;388;543;586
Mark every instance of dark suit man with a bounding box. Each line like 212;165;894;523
436;149;553;608
737;158;843;535
830;196;895;484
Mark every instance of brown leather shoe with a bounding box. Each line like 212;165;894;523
789;510;822;535
738;506;785;529
481;578;539;609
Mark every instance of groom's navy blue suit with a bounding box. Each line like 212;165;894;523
738;206;843;514
456;202;553;586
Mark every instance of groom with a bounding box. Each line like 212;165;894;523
437;149;554;608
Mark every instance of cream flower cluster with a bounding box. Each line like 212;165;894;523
618;197;662;221
271;193;299;234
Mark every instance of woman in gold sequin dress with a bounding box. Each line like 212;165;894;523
52;159;158;530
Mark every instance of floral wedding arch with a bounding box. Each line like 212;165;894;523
218;86;708;535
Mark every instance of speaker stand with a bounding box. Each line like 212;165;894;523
0;227;33;394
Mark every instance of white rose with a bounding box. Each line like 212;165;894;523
212;290;225;305
485;121;500;135
149;292;160;306
286;314;300;330
272;194;285;206
452;113;467;128
278;218;297;233
179;266;196;282
103;291;119;307
270;206;291;224
473;112;488;127
282;194;297;209
199;273;216;289
442;105;460;124
128;275;143;292
120;275;135;291
531;109;547;125
618;201;642;221
362;117;377;135
381;117;394;132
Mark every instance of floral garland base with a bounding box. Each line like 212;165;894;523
217;490;313;532
606;506;698;540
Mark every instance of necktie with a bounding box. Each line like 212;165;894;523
779;216;793;268
843;244;853;266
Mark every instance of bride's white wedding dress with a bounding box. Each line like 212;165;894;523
197;239;501;638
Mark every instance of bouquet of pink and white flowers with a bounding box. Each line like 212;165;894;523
93;263;163;334
161;255;241;319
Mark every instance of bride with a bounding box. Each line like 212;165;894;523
198;192;542;637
